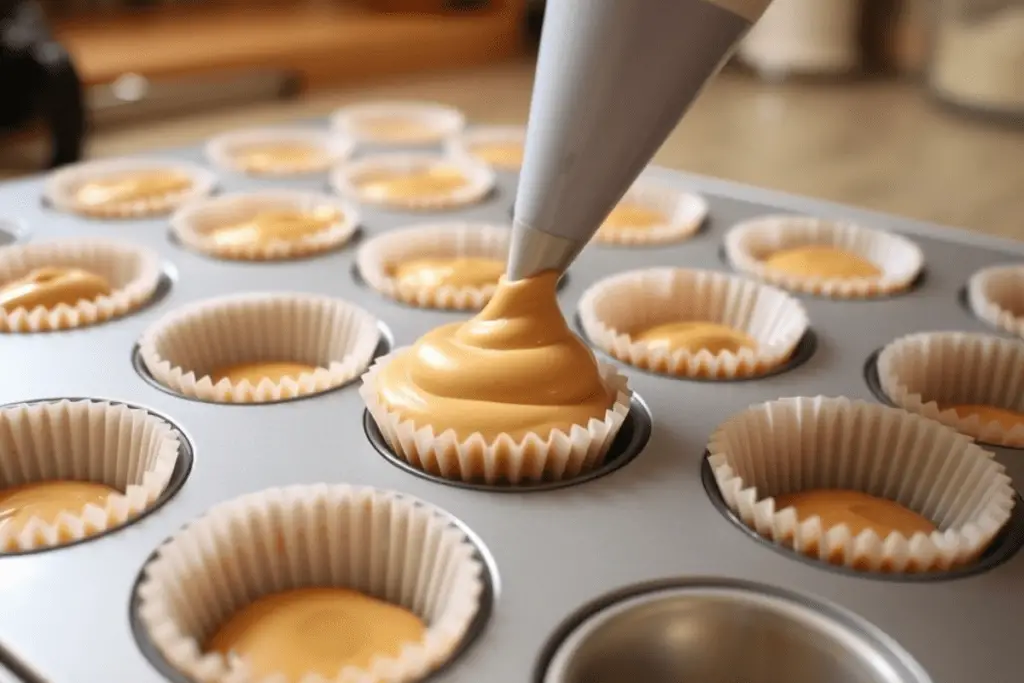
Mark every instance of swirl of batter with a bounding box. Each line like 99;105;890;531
377;271;614;440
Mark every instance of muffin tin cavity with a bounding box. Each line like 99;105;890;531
535;579;932;683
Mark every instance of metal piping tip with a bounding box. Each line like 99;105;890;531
506;224;586;281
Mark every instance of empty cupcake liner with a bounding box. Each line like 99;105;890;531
877;332;1024;448
709;396;1015;573
360;354;632;485
724;215;924;298
205;127;354;177
579;268;808;379
330;153;496;211
968;264;1024;338
44;158;217;219
0;238;163;332
445;125;526;171
171;191;360;261
330;101;466;146
135;484;484;683
139;293;380;403
357;222;510;310
593;181;709;246
0;399;180;552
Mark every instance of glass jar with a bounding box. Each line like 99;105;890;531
928;0;1024;120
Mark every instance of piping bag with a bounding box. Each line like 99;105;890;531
507;0;772;281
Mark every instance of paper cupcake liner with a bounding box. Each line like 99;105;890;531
593;181;709;246
360;353;632;485
330;153;496;211
139;293;380;403
205;127;354;177
0;399;180;552
330;101;466;146
724;215;924;298
578;268;808;379
357;222;510;310
445;125;526;171
44;158;217;219
135;484;484;683
709;396;1015;572
877;332;1024;448
0;238;163;332
171;191;361;262
968;264;1024;338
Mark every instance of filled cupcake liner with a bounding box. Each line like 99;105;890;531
357;222;510;310
204;127;354;177
136;484;484;683
877;332;1024;448
360;353;632;485
709;396;1015;573
578;268;808;379
330;101;466;146
139;293;380;403
330;153;496;211
170;191;361;261
968;264;1024;338
0;238;163;332
444;125;526;171
594;181;709;246
0;399;180;552
44;158;217;219
724;215;924;298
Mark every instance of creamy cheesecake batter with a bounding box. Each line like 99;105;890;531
763;246;881;279
211;362;319;385
232;143;330;174
600;203;669;232
774;489;936;538
946;403;1024;431
0;267;112;311
632;321;756;355
355;118;441;144
390;257;505;290
356;165;470;202
74;170;193;208
0;481;119;537
207;207;342;248
470;142;524;170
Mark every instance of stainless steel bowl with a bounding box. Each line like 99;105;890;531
541;579;932;683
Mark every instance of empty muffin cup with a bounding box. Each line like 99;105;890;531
44;158;217;219
0;399;180;552
331;153;495;211
724;215;924;298
877;332;1024;448
171;190;360;261
0;238;163;333
708;396;1015;573
578;268;808;379
330;101;466;147
138;293;381;403
134;484;484;683
968;264;1024;338
356;222;510;310
593;181;708;246
445;125;526;171
205;127;353;177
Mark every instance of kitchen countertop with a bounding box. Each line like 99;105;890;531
10;60;1024;240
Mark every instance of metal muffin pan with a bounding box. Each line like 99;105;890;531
0;133;1022;683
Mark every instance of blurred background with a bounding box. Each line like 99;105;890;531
1;0;1022;238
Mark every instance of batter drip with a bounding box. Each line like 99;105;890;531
764;246;881;279
0;481;119;536
945;404;1024;432
632;321;756;355
207;207;342;247
471;142;524;170
775;489;936;538
233;143;329;174
211;362;319;385
207;587;425;681
377;271;614;440
600;202;668;231
75;171;193;207
356;166;470;201
391;257;505;289
0;267;112;311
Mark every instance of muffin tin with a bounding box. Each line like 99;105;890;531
0;130;1023;683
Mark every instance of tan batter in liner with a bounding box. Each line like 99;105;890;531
332;154;495;211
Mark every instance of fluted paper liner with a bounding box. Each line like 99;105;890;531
724;215;924;298
594;181;709;246
0;238;162;332
44;158;217;219
135;484;484;683
171;191;360;261
445;125;525;171
139;293;380;403
331;101;466;146
330;153;495;211
205;127;354;177
968;264;1024;338
709;397;1015;573
0;399;180;552
361;353;632;485
579;268;808;379
357;222;510;310
878;332;1024;448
